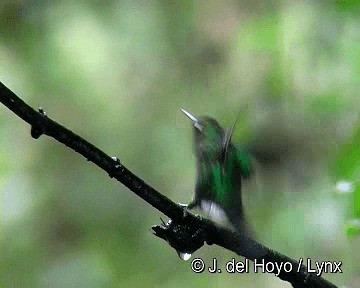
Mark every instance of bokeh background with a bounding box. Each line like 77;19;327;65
1;1;360;287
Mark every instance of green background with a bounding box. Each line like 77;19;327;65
1;1;359;287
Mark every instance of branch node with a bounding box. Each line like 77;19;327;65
38;107;47;117
109;156;124;178
30;107;47;139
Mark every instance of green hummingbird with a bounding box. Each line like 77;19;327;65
181;109;253;235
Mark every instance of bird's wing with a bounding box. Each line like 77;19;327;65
221;118;238;172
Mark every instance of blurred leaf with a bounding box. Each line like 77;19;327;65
355;183;360;218
342;23;360;79
311;93;347;116
345;218;360;236
336;0;360;13
238;14;280;52
333;126;360;179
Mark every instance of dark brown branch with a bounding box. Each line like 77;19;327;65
0;81;338;288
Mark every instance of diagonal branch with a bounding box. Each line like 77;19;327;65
0;81;338;288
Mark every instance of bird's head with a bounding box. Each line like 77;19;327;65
181;109;225;158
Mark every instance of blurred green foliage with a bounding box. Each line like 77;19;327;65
1;1;360;287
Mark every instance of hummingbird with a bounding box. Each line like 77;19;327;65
181;109;253;235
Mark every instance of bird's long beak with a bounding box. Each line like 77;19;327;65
181;109;198;123
181;109;203;131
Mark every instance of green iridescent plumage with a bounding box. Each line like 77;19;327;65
182;110;252;234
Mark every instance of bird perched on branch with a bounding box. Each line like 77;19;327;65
181;109;253;236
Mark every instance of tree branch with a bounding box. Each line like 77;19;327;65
0;81;338;288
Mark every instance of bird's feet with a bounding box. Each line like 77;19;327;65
178;201;199;218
